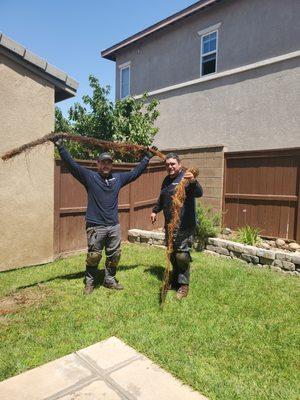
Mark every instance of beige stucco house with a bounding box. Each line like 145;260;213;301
0;33;78;271
102;0;300;152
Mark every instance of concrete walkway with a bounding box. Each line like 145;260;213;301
0;336;208;400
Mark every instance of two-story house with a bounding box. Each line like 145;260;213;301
102;0;300;152
101;0;300;242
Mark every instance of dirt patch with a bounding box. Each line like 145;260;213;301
0;285;51;317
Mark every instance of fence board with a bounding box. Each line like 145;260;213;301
223;148;300;241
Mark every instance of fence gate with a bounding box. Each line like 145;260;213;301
54;159;166;256
223;148;300;241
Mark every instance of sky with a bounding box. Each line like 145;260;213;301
1;0;196;115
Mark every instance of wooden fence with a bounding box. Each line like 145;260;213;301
223;148;300;241
54;159;166;256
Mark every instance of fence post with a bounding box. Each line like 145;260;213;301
53;160;60;257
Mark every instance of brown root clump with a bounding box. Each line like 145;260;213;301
160;167;199;307
1;132;166;162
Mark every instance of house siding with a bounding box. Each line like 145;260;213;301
115;0;300;99
152;56;300;151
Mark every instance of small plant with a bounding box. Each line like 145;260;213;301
235;225;261;246
194;204;221;249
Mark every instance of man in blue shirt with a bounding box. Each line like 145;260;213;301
151;153;203;299
53;139;156;294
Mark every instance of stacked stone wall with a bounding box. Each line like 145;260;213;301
128;229;300;276
205;238;300;276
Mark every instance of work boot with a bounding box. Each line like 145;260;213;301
103;279;124;290
168;277;179;291
176;284;189;300
84;282;94;295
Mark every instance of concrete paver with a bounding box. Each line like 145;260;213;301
0;336;208;400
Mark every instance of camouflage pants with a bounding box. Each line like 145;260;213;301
85;224;121;286
165;227;194;285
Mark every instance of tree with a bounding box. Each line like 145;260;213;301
55;75;159;161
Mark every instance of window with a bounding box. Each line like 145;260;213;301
201;30;218;76
120;64;130;98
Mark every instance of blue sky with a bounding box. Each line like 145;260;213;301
2;0;196;115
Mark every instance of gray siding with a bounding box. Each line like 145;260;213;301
152;56;300;152
115;0;300;98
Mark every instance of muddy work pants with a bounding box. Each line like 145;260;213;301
85;224;121;286
166;228;194;286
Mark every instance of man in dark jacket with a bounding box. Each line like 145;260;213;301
53;139;155;294
151;153;203;299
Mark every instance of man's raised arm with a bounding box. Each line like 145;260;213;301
119;146;158;187
52;138;90;186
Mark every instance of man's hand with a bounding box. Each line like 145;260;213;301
144;146;158;159
150;212;157;224
184;171;196;183
50;137;64;147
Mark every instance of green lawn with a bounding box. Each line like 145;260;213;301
0;243;299;400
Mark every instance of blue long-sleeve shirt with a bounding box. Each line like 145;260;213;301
58;146;150;227
152;170;203;230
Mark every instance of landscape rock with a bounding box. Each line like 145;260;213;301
227;242;245;253
275;238;286;247
292;253;300;265
275;251;292;262
259;257;274;265
214;247;230;256
229;251;241;259
206;244;218;252
256;249;275;260
282;261;295;271
243;245;258;256
222;228;232;235
207;238;228;248
260;242;271;250
273;260;283;268
289;242;300;251
240;254;259;264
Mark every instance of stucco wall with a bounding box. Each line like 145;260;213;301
115;0;300;98
0;53;55;270
152;56;300;151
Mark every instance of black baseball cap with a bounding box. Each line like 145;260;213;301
98;152;113;162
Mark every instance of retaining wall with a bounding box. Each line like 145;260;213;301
128;229;300;276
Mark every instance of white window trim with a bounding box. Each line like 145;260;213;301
200;29;218;77
118;61;131;69
197;22;221;37
119;62;131;99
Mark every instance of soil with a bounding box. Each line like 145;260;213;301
0;285;50;318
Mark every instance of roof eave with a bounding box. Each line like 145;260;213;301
0;33;78;102
101;0;220;61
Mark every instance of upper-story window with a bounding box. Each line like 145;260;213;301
201;31;217;76
199;24;219;76
119;62;130;98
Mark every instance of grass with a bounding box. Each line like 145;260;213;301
0;243;299;399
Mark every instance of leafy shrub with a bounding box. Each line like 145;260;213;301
55;75;159;162
194;204;221;249
234;225;261;246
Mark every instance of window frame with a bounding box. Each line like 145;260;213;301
200;29;218;77
119;61;131;99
